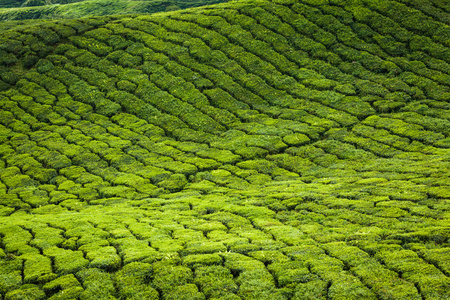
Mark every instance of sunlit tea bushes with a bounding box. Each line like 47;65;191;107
0;0;449;298
0;0;232;22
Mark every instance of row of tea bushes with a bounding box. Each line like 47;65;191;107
0;0;231;21
1;184;448;299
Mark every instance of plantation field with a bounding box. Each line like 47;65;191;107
0;0;230;23
0;0;450;299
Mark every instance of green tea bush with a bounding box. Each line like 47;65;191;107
292;279;327;300
0;51;18;67
152;264;193;295
181;241;227;256
375;249;450;298
77;268;115;300
207;230;248;247
354;262;421;299
21;253;55;284
0;36;22;54
69;36;112;57
4;285;46;300
363;115;445;145
236;268;285;300
420;248;450;276
248;249;287;263
269;260;311;287
44;247;89;275
221;252;265;275
114;238;161;264
282;133;310;146
86;246;121;271
29;226;63;250
194;265;238;297
155;284;200;300
0;257;23;295
113;262;156;298
182;254;223;268
43;274;83;299
65;64;115;93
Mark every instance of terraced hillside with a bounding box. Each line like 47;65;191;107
0;0;224;9
0;0;230;23
0;0;450;299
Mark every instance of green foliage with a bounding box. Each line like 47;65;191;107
21;253;56;284
44;247;89;275
115;262;158;299
0;0;231;21
4;285;46;300
293;279;327;300
43;274;83;299
282;133;310;146
77;268;116;299
165;284;205;300
153;265;193;295
0;258;23;295
86;246;121;271
157;174;188;192
0;0;449;299
194;266;238;298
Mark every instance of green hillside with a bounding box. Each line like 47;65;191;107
0;0;218;9
1;0;89;9
0;0;450;299
0;0;64;9
0;0;230;22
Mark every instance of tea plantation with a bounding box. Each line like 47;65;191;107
0;0;230;24
0;0;449;299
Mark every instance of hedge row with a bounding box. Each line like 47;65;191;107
1;184;448;299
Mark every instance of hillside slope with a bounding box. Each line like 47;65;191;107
0;0;229;22
0;0;212;9
0;0;450;299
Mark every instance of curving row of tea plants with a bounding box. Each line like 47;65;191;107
0;0;230;23
0;0;449;299
0;0;227;10
0;0;85;9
